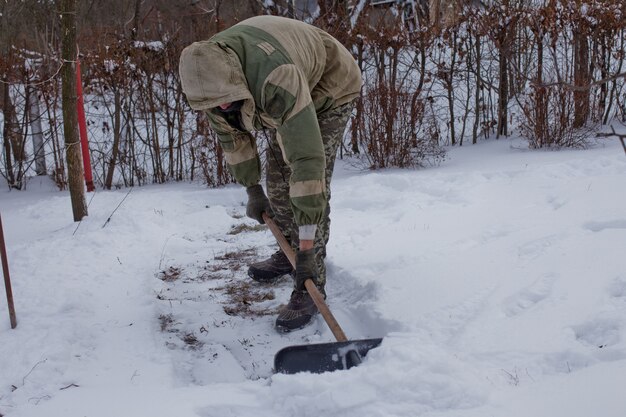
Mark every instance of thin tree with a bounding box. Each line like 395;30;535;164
104;0;142;190
60;0;88;221
27;83;47;176
496;10;510;138
1;75;16;188
572;0;590;128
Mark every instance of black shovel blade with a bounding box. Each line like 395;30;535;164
274;338;383;374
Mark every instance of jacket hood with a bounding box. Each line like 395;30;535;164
179;40;253;112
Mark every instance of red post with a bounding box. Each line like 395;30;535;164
0;214;17;329
76;52;95;192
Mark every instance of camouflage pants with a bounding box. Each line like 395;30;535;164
266;102;353;289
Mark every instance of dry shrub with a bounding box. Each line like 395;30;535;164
194;112;235;186
356;83;445;169
520;85;594;149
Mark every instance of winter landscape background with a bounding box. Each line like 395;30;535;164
2;1;626;416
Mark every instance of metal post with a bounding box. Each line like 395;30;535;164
0;214;17;329
76;52;95;192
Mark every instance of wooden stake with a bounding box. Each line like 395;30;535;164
0;214;17;329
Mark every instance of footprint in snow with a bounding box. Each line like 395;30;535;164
546;195;567;210
608;277;626;301
501;275;555;317
516;235;560;260
571;317;621;350
569;279;626;353
583;219;626;233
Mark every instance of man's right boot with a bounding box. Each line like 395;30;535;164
275;289;321;332
248;250;294;282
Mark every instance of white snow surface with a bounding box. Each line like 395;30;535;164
1;137;626;417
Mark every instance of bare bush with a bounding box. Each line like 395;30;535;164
519;85;592;149
193;113;234;187
356;82;446;169
3;1;626;191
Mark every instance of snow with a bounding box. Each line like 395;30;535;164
1;137;626;417
133;41;166;51
103;60;119;73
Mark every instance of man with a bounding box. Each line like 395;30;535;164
179;15;361;332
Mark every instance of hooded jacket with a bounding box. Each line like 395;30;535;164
179;15;362;228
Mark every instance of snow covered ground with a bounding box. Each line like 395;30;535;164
1;137;625;417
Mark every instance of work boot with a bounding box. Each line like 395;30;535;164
248;250;294;282
275;289;324;332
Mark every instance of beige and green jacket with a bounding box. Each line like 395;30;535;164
179;15;362;228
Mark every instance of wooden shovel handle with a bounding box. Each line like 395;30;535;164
262;213;348;343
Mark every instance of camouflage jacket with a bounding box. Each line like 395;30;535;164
179;15;361;227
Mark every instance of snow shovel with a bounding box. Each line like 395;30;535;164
262;213;383;374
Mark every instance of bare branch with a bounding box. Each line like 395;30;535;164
534;72;626;92
596;126;626;155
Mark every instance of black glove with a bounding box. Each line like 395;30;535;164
295;249;319;291
246;184;273;224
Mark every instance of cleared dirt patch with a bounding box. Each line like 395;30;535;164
221;279;279;317
158;266;182;282
228;224;266;235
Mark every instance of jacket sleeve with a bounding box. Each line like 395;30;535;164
261;64;327;228
205;111;261;187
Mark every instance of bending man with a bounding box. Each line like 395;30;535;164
179;15;361;331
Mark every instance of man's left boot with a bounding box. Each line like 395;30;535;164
248;250;294;282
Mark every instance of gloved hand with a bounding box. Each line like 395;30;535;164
295;249;319;291
246;184;273;224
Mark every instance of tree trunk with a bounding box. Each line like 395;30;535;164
497;47;508;138
535;32;547;147
496;0;512;139
286;0;294;18
131;0;142;41
429;0;442;28
27;84;47;175
1;72;26;165
1;76;16;188
43;87;66;189
60;0;88;221
105;88;122;190
472;31;481;144
603;30;624;125
446;31;458;145
350;39;362;154
573;27;590;128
